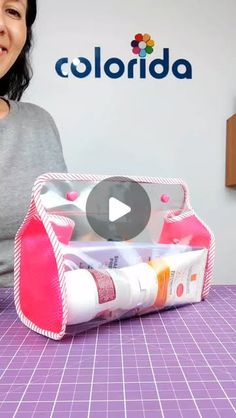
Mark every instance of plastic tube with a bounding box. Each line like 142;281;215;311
62;241;195;271
65;262;157;325
147;248;208;310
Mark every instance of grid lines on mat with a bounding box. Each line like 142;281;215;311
0;286;235;418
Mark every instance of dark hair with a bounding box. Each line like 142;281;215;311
0;0;37;100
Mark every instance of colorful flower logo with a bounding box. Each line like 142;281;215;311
131;33;155;58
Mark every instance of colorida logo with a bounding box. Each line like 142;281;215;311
55;33;192;80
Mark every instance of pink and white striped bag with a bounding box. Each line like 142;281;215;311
14;173;215;340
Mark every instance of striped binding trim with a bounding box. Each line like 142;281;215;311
197;216;215;299
14;173;215;339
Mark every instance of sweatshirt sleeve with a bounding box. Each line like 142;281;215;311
40;108;68;173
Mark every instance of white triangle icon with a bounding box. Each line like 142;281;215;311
109;197;131;222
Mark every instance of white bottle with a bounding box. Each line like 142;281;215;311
65;262;158;325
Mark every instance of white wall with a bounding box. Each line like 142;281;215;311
24;0;236;284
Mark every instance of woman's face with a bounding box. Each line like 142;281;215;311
0;0;27;78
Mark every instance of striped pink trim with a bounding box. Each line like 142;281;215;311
197;216;215;299
14;173;215;339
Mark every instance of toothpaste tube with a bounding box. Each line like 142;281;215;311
62;241;198;271
65;248;208;325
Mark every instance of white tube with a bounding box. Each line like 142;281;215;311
147;248;208;310
62;241;194;270
65;262;157;325
163;248;208;306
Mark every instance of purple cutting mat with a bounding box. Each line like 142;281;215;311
0;286;235;418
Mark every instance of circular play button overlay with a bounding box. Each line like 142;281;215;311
86;176;151;241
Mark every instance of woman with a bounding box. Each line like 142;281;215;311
0;0;67;286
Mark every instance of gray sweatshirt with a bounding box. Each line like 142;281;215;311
0;100;67;286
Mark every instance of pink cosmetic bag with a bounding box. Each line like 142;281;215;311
14;173;215;340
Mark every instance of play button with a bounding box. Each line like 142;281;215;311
109;197;131;222
86;176;151;241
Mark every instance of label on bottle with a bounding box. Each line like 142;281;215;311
90;270;116;304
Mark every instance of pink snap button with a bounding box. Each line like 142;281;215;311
66;191;79;201
160;194;170;203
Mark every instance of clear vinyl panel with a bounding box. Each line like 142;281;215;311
40;178;187;242
39;178;208;334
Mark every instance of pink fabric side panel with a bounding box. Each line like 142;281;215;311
159;215;212;299
19;217;63;334
159;215;211;248
50;220;74;244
